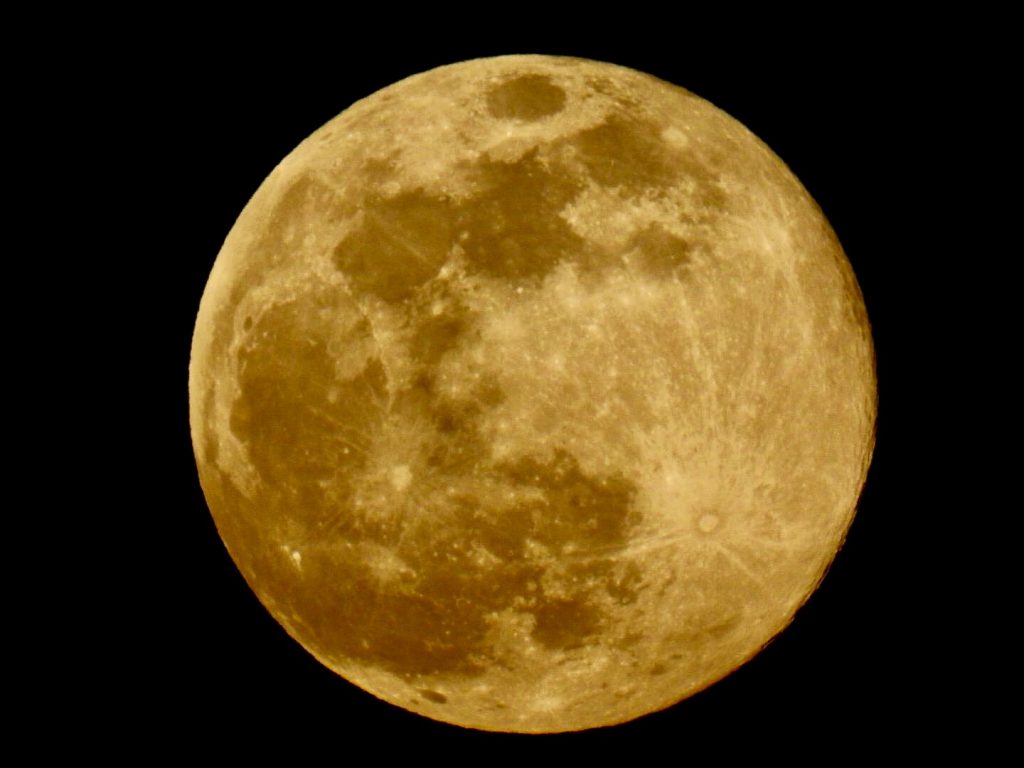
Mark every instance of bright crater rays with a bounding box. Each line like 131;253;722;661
189;55;876;733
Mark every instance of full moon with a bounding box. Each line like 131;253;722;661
189;55;875;732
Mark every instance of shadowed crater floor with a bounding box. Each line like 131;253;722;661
487;74;567;121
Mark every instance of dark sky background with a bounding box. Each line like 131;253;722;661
101;26;965;757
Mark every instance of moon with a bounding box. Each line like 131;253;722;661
189;54;876;733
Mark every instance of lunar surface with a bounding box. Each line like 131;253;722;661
189;55;876;732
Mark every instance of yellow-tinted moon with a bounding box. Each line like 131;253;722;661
189;55;875;733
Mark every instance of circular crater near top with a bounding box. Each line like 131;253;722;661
487;74;567;121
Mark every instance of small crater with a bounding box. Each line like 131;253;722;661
584;76;616;97
242;316;253;331
697;513;720;533
487;74;566;121
390;465;412;493
419;689;448;704
650;663;668;676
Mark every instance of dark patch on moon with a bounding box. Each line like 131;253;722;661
336;519;538;676
495;450;643;650
499;449;639;552
486;74;566;121
329;109;729;306
419;689;448;704
422;389;496;476
571;116;679;191
321;113;731;293
272;431;645;673
567;115;728;213
334;150;592;299
408;309;469;369
451;494;533;561
224;369;510;677
416;376;507;474
455;152;590;281
285;553;499;678
359;154;400;187
624;223;693;278
229;290;385;524
333;190;454;301
532;598;603;650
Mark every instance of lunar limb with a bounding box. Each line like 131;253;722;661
190;55;876;732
